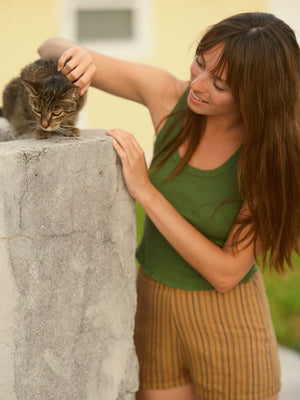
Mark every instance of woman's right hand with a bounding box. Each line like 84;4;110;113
57;46;96;95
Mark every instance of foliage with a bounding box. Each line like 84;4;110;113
263;253;300;352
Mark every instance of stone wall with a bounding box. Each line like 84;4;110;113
0;123;138;400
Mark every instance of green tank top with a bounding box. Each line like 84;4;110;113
136;89;258;290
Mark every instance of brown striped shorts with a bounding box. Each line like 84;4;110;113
134;268;281;400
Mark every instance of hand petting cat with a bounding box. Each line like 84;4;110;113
57;47;96;96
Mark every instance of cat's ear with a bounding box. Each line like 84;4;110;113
22;80;40;97
61;85;81;101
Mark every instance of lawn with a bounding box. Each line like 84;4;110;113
135;202;300;353
263;253;300;352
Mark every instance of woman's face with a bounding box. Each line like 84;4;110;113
187;47;239;120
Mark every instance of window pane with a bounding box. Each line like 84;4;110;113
77;9;133;41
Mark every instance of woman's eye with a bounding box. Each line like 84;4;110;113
195;57;205;69
213;82;225;92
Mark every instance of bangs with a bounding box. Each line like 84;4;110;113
195;40;233;88
196;32;254;101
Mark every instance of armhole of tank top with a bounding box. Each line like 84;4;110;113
154;86;189;150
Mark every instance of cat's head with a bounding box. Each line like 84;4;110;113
22;76;85;134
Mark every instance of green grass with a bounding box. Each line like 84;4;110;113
135;202;300;352
263;253;300;352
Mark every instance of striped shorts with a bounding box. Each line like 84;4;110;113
134;268;281;400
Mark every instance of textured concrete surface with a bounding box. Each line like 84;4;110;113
0;123;138;399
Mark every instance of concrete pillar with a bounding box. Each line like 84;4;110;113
0;124;138;400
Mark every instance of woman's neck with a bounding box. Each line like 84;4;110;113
204;114;246;144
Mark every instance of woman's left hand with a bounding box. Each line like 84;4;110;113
106;129;153;203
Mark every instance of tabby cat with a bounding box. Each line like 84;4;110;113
0;58;86;139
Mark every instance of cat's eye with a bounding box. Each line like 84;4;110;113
52;111;62;117
33;109;42;115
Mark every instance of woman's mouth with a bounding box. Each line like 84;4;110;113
190;88;208;104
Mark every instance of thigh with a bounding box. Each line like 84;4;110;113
136;383;198;400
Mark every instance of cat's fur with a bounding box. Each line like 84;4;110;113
1;58;86;139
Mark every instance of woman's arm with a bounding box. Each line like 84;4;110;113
38;37;186;128
107;129;259;293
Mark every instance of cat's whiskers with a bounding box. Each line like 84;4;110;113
22;121;38;128
21;121;39;134
56;126;74;137
55;127;68;136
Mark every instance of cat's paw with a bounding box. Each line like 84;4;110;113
34;129;51;139
67;127;80;137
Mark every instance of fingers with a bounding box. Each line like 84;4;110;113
57;47;78;72
106;129;150;201
80;83;90;96
111;138;128;162
57;46;96;94
106;129;139;148
75;66;96;93
107;130;133;170
106;129;144;158
106;129;146;168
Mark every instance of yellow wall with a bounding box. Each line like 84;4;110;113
0;0;268;154
0;0;58;83
88;0;268;154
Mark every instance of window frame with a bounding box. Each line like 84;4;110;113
59;0;154;58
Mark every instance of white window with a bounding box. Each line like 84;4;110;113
60;0;153;58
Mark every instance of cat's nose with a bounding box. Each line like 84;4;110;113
41;120;49;129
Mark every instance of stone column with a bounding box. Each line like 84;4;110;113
0;126;138;400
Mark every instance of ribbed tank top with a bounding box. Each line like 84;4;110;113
136;89;258;290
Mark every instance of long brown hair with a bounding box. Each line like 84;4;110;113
152;12;300;274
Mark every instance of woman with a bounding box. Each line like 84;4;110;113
39;12;300;400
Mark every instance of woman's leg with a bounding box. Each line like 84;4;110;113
136;383;198;400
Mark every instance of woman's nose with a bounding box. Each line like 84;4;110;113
191;73;208;92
